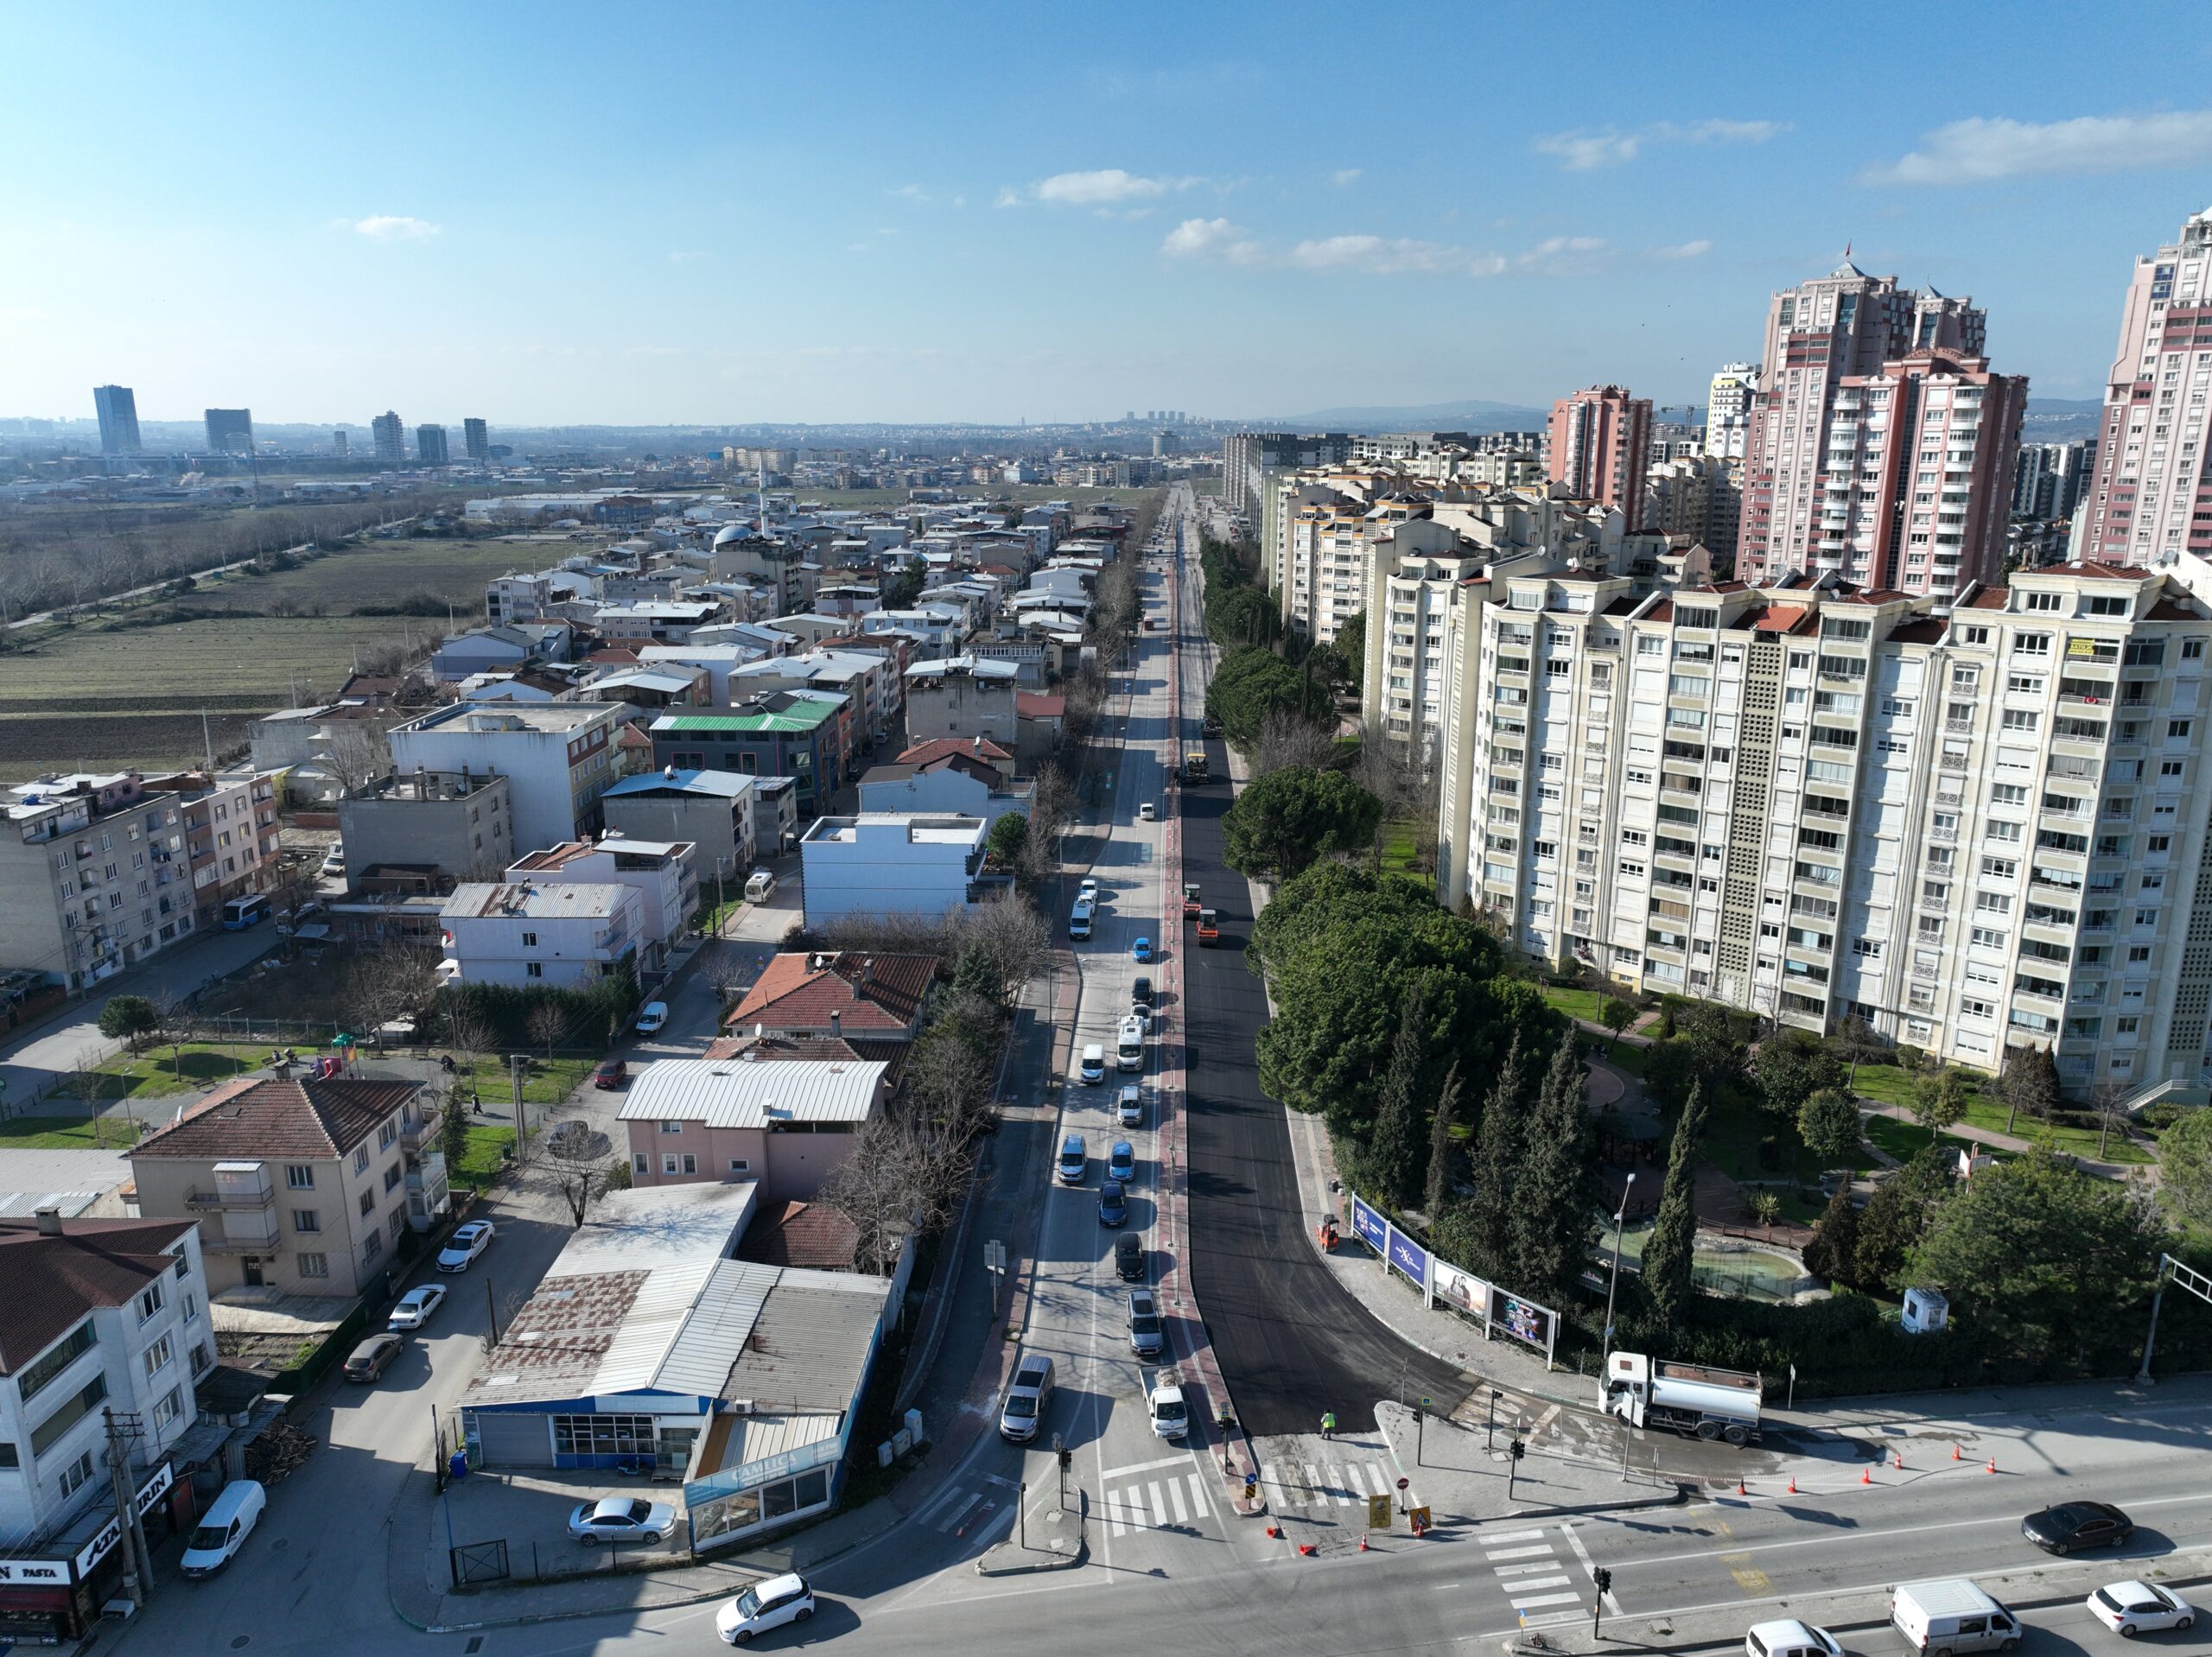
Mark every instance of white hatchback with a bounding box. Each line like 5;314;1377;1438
2087;1581;2195;1638
716;1571;816;1644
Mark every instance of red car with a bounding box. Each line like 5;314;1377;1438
593;1058;628;1089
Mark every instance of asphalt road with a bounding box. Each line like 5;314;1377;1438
1166;495;1468;1438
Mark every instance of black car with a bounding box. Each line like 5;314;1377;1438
1098;1179;1128;1228
2022;1501;2133;1555
1132;976;1154;1007
1115;1233;1145;1281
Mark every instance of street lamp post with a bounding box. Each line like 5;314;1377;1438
1600;1171;1638;1372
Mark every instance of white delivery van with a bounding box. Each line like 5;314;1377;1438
1116;1015;1145;1073
743;868;776;903
181;1479;268;1579
1891;1580;2021;1656
1078;1044;1106;1084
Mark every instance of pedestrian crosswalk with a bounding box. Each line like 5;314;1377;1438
1260;1459;1415;1515
909;1472;1018;1539
1102;1469;1216;1536
1480;1525;1585;1628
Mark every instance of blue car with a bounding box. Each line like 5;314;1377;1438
1109;1140;1135;1184
1133;936;1153;962
1098;1180;1128;1228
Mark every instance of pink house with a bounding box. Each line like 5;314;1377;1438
619;1051;887;1200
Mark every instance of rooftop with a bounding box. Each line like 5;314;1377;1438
653;695;844;736
397;702;616;737
728;950;938;1034
803;812;985;847
603;767;756;802
0;1216;200;1376
133;1076;424;1163
616;1057;887;1128
442;880;632;921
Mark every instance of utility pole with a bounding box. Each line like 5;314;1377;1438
511;1053;525;1159
102;1407;153;1611
485;1275;501;1347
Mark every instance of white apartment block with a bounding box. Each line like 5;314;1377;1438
1436;558;2212;1091
507;837;697;977
0;772;194;990
438;879;644;989
387;702;620;857
1706;362;1760;462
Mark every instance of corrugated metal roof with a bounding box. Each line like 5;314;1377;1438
722;1272;887;1410
713;1410;842;1472
652;1258;779;1399
616;1058;885;1128
588;1256;721;1395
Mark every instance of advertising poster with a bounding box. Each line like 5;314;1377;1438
1491;1288;1557;1362
1384;1225;1429;1288
1349;1194;1389;1254
1432;1259;1491;1330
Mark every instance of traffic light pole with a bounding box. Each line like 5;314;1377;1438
1592;1567;1613;1637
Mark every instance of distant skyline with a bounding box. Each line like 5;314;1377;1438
4;2;2209;427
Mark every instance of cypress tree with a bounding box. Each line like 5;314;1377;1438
1509;1035;1598;1303
1801;1183;1861;1289
1457;1032;1530;1282
1367;983;1429;1209
1642;1078;1709;1332
1424;1061;1463;1218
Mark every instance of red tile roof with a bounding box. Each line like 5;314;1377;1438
1749;605;1811;634
728;951;938;1036
1887;618;1948;644
0;1216;200;1375
1962;586;2011;610
734;1200;860;1271
133;1076;424;1162
1017;692;1065;719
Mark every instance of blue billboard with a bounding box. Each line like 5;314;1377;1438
1385;1225;1429;1288
1349;1194;1389;1254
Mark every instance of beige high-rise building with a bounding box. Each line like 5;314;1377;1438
1435;556;2212;1090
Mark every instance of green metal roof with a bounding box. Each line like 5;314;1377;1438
656;702;840;735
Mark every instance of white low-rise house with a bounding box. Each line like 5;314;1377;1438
388;702;621;854
591;600;727;645
638;644;772;705
0;1213;214;1595
508;838;697;977
903;654;1020;746
861;606;965;652
619;1056;887;1198
439;879;644;988
799;813;988;927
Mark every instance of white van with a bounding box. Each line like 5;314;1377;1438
1078;1044;1106;1084
1116;1015;1145;1073
1891;1580;2022;1656
743;868;776;903
1068;899;1093;941
181;1479;267;1579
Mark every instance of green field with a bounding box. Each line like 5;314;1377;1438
0;1114;147;1151
791;485;1145;511
1849;1062;2149;1165
1541;985;1610;1025
177;536;561;614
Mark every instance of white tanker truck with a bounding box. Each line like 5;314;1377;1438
1599;1351;1763;1445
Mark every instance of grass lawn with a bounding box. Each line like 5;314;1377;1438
84;1042;262;1100
1376;818;1421;877
451;1055;598;1107
448;1126;515;1189
1851;1062;2150;1165
0;1114;147;1150
1542;986;1608;1025
1598;1039;1649;1078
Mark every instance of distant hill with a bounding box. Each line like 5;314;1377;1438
1263;398;1549;433
2021;397;2104;441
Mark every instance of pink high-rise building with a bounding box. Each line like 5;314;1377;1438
1547;384;1651;524
2077;206;2212;567
1817;348;2026;597
1736;261;1985;583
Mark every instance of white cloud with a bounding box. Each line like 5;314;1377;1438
668;250;708;263
1331;168;1363;187
1290;234;1501;276
1524;235;1607;258
1031;168;1197;206
351;214;440;241
1160;217;1265;265
890;183;929;200
1862;109;2212;185
1534;118;1784;170
1651;238;1713;260
995;187;1022;208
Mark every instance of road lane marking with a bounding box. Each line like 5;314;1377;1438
1560;1519;1620;1615
1503;1574;1573;1591
1485;1527;1549;1544
935;1492;982;1533
1486;1544;1558;1561
1148;1481;1168;1527
911;1485;963;1527
1185;1472;1211;1518
1099;1455;1188;1482
1497;1562;1566;1578
1167;1479;1189;1523
1722;1550;1774;1596
1513;1592;1582;1610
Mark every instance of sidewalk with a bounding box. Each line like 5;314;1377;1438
1857;1097;2153;1179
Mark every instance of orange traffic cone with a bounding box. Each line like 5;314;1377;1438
1736;1478;1747;1497
1952;1444;1962;1462
1786;1476;1797;1495
1298;1543;1316;1557
1986;1457;1997;1474
1267;1525;1281;1538
1358;1537;1370;1552
1892;1450;1904;1470
1860;1465;1873;1485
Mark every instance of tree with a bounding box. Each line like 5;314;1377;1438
525;1000;573;1064
818;1114;973;1275
438;1077;472;1184
1831;1015;1882;1089
443;1004;495;1108
985;810;1029;869
1424;1062;1463;1219
99;994;162;1050
1852;1146;1951;1292
1255;706;1341;773
700;947;751;1005
1508;1037;1598;1303
1800;1184;1862;1288
1676;1003;1747;1091
317;721;390;801
1205;646;1331;753
1797;1088;1864;1169
881;556;926;610
543;1121;618;1227
1333;609;1365;693
1205;584;1280;650
950;893;1051;1008
1752;1030;1847;1121
1435;1033;1531;1285
1906;1151;2169;1364
1998;1044;2059;1135
1642;1081;1710;1331
2158;1108;2212;1234
1599;996;1637;1056
1366;985;1430;1209
2089;1078;2134;1161
1222;765;1384;879
1910;1067;1971;1134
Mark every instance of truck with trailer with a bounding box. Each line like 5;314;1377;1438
1599;1351;1762;1445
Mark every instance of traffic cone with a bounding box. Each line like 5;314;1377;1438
1860;1465;1873;1485
1359;1537;1370;1552
1736;1478;1747;1497
1952;1444;1962;1462
1986;1457;1997;1475
1298;1543;1316;1556
1786;1476;1797;1495
1267;1525;1281;1538
1892;1450;1904;1470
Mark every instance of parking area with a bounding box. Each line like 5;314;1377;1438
434;1466;693;1583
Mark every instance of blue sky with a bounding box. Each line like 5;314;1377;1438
5;0;2210;428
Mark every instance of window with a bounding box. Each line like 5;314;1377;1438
57;1450;96;1501
660;1121;685;1134
137;1279;165;1322
297;1252;329;1279
1970;927;2007;949
354;1145;370;1175
19;1322;96;1403
663;1153;681;1175
359;1189;375;1217
526;962;544;979
632;1152;649;1175
728;1158;751;1174
552;1414;656;1457
286;1165;315;1190
361;1232;385;1267
521;931;537;947
293;1209;320;1233
30;1374;108;1457
152;1387;183;1432
682;1153;697;1174
142;1334;175;1381
384;1163;402;1192
2171;720;2195;740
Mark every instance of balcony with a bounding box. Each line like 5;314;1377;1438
200;1213;281;1252
184;1165;274;1209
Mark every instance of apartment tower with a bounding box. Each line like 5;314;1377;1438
204;408;254;454
416;424;449;465
1736;263;1985;583
2075;206;2212;567
1548;385;1652;524
464;416;490;461
371;410;405;463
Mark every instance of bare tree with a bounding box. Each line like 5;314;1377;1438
543;1121;619;1227
1255;706;1338;773
904;1025;1000;1136
817;1113;973;1274
2090;1076;2136;1162
525;1000;573;1063
443;1003;496;1109
699;947;751;1006
817;911;955;957
316;721;391;802
344;949;435;1046
951;895;1051;1006
70;1063;116;1147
